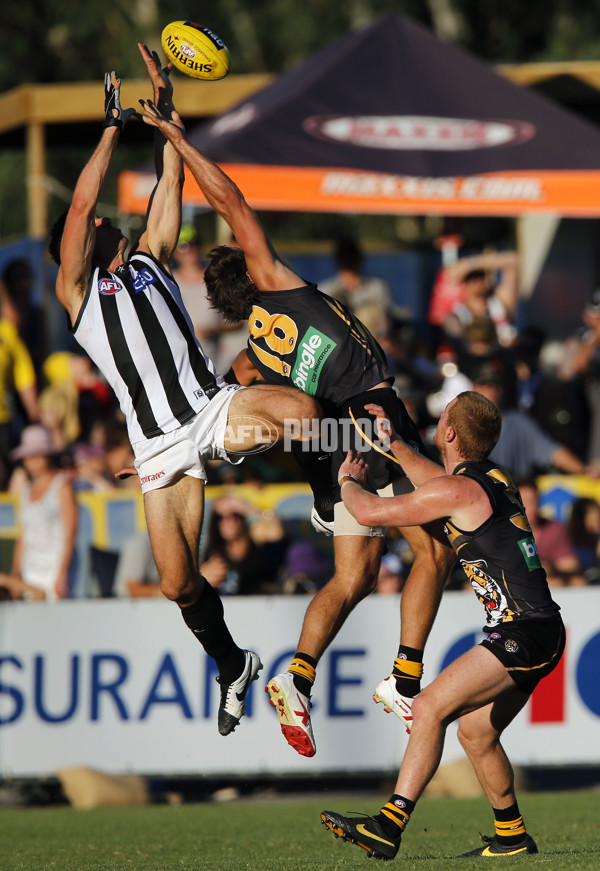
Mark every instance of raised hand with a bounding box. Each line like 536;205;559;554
138;43;174;113
338;450;368;486
364;402;394;448
103;71;138;129
139;98;184;142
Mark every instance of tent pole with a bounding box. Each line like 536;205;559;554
516;213;561;300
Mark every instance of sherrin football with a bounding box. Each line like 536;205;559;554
161;21;230;80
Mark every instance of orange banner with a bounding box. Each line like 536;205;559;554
119;165;600;217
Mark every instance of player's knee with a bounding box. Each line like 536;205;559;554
330;565;376;603
412;539;454;582
159;571;197;605
457;722;494;756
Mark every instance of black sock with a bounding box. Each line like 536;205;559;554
493;803;527;845
181;580;245;682
392;645;423;697
375;794;415;840
288;652;317;697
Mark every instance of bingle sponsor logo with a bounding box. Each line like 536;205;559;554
291;327;336;395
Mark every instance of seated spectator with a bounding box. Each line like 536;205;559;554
567;496;600;583
516;333;590;461
518;478;586;587
71;442;115;492
113;530;161;598
280;539;333;595
173;225;247;373
40;350;115;449
376;553;405;594
0;257;47;375
201;496;288;595
320;235;393;316
0;425;77;601
471;360;597;479
0;314;40;487
559;289;600;467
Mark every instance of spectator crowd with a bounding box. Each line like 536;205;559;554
2;232;600;602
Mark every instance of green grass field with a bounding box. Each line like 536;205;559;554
1;790;598;871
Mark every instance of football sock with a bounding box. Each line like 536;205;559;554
181;579;245;683
392;645;423;697
492;803;527;846
288;652;317;697
376;794;415;840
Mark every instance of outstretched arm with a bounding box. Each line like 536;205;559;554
364;402;445;486
337;450;452;528
56;126;120;320
56;72;136;321
139;99;302;291
136;44;184;268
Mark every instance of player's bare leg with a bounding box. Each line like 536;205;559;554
394;646;517;801
374;524;454;731
266;535;382;757
457;690;529;809
296;534;383;659
144;476;261;735
225;383;318;451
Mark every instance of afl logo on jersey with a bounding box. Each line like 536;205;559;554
98;278;123;295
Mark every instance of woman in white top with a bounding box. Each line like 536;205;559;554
0;425;78;601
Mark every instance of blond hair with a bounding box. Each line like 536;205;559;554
447;391;502;461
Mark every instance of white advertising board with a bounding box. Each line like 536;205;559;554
0;587;597;778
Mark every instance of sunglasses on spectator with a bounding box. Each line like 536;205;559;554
214;512;244;521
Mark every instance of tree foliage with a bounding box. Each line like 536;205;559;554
3;0;600;93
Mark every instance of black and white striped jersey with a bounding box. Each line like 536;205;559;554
71;251;225;444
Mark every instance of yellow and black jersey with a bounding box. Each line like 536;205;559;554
246;284;392;407
446;460;560;628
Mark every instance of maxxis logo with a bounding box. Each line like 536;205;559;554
303;115;536;151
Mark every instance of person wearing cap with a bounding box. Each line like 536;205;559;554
0;425;77;602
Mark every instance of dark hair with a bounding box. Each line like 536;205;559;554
206;502;249;557
333;235;363;272
2;258;33;289
48;209;69;266
204;245;256;323
463;269;486;283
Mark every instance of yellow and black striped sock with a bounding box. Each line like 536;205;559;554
376;794;415;839
288;652;317;697
391;646;423;697
493;804;527;846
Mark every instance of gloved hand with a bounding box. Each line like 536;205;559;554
103;71;138;129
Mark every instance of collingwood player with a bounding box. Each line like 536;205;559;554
138;90;455;759
48;46;317;738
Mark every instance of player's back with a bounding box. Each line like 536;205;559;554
247;283;392;408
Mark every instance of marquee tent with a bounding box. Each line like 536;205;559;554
119;13;600;218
